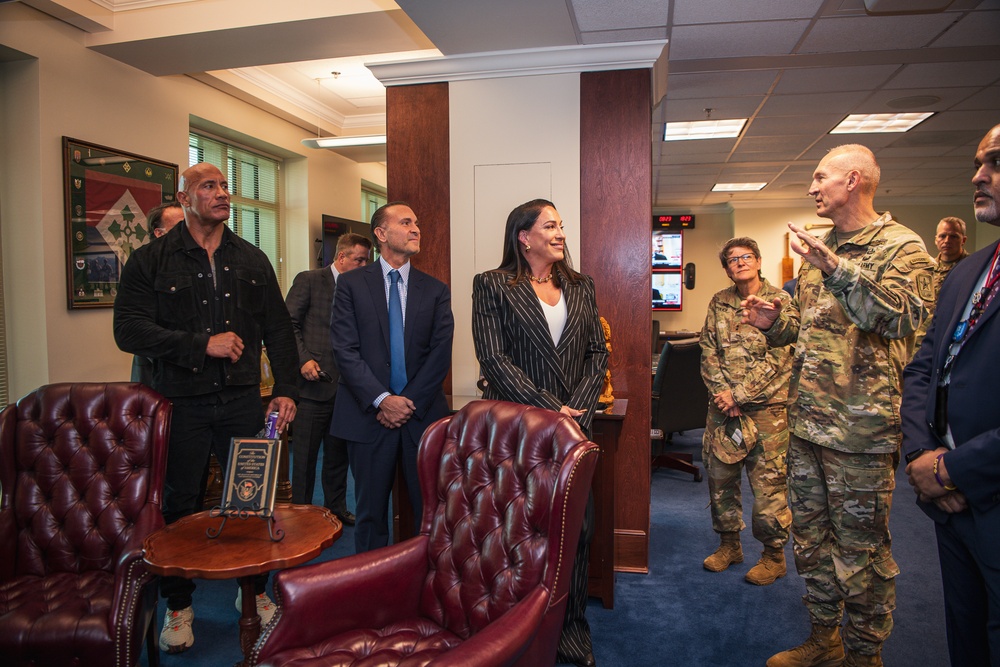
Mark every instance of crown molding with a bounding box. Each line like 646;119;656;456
368;40;668;86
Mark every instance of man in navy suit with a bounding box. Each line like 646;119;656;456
330;202;454;553
902;123;1000;667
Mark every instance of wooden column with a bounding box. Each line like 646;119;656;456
386;83;451;289
580;69;652;573
385;82;451;541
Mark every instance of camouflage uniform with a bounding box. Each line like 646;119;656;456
932;249;969;294
914;250;966;351
700;279;793;548
764;212;935;656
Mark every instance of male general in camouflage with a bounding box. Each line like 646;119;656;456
699;237;793;586
742;144;935;667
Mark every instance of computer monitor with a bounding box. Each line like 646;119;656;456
652;231;683;269
652;272;682;311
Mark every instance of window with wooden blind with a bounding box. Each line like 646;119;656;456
188;132;284;287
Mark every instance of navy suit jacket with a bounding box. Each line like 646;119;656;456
329;261;454;443
285;266;338;402
901;239;1000;565
471;271;608;433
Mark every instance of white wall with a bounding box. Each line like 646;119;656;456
449;73;581;396
0;3;385;399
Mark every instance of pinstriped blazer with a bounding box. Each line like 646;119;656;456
285;266;338;402
472;270;609;433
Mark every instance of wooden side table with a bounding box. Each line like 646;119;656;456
589;398;625;609
143;504;342;667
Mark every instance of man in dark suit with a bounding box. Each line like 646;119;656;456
902;124;1000;667
330;202;454;553
285;232;372;525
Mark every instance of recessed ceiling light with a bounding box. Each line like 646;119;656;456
664;119;747;141
712;182;767;192
830;113;933;134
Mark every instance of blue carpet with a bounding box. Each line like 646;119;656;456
144;430;949;666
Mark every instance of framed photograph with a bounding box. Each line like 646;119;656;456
63;137;178;309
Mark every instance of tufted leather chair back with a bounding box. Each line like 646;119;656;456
1;382;169;578
0;382;170;667
415;399;596;640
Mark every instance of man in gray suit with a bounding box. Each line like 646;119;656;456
285;232;372;524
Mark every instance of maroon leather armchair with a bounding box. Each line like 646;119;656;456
0;382;171;667
251;399;599;667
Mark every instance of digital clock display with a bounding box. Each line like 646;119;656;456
653;214;695;230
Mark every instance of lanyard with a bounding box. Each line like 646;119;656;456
942;244;1000;382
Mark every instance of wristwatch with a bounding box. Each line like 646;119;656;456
905;448;930;464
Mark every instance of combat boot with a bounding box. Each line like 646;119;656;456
745;545;786;585
703;531;743;572
766;624;845;667
843;651;882;667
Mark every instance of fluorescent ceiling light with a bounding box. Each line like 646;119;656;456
830;113;933;134
712;182;767;192
301;135;387;149
664;119;747;141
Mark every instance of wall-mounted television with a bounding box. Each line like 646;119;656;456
652;231;683;269
652;272;682;311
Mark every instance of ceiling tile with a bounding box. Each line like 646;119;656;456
571;0;668;31
667;71;779;99
773;64;900;94
745;114;844;137
885;61;1000;89
664;96;764;121
757;91;869;116
673;0;825;25
799;15;958;53
917;109;999;132
861;87;979;112
581;27;668;43
929;10;1000;47
952;85;1000;111
669;21;811;60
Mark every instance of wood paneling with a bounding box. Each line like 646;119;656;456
580;69;652;573
386;83;451;285
386;82;452;397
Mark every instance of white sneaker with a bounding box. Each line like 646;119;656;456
235;590;276;625
159;606;194;653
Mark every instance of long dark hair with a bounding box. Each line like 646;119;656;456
494;198;582;286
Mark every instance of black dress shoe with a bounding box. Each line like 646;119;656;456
334;510;356;526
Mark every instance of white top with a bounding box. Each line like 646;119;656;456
539;292;567;348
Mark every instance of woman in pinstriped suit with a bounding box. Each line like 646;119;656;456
472;199;608;667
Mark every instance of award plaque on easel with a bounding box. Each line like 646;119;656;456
208;437;283;541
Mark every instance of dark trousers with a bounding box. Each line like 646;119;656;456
160;391;268;610
559;490;595;662
290;396;349;513
347;426;421;554
935;514;1000;666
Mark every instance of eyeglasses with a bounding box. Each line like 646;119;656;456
725;253;755;266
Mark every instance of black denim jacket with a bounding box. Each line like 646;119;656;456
113;222;299;402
